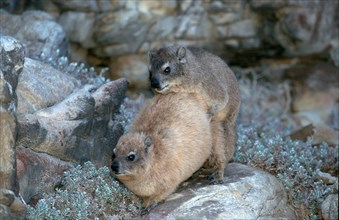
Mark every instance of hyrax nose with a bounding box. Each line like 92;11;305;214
111;160;119;173
150;77;160;89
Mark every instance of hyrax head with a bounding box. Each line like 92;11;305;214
111;133;153;179
148;45;188;93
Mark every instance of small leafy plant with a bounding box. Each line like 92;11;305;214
27;161;141;220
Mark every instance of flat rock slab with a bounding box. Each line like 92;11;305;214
144;163;297;220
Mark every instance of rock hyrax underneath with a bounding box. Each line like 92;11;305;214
148;45;241;183
111;93;212;211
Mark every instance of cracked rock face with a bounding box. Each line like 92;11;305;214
0;35;24;194
0;10;68;59
144;163;297;220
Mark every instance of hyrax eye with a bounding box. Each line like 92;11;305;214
127;153;136;161
163;67;171;74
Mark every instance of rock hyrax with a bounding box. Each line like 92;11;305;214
111;93;212;211
148;45;241;183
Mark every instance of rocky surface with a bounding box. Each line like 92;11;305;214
3;0;335;90
321;194;338;220
16;58;79;115
0;10;68;59
0;35;26;220
0;2;337;219
0;32;129;216
16;147;74;202
144;163;297;220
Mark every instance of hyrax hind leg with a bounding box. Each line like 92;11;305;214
224;120;236;164
206;118;226;184
224;98;241;166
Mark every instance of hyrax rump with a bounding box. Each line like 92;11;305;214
149;45;241;183
111;93;212;210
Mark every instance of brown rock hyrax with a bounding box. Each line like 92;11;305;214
111;93;212;211
148;45;241;183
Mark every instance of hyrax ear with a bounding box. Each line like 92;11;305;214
148;51;155;62
144;135;152;153
176;46;186;63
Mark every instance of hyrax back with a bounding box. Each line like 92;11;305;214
149;45;241;183
111;93;212;209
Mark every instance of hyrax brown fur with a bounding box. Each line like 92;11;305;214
111;93;212;210
148;45;241;183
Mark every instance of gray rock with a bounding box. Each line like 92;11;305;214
0;204;11;220
16;58;79;115
316;171;337;185
35;85;96;121
17;87;96;162
0;35;25;89
321;194;338;220
145;163;297;220
92;78;129;117
0;10;68;59
16;79;128;166
0;35;22;195
51;0;99;12
217;19;259;39
0;189;15;207
16;147;74;202
58;11;96;48
274;1;336;56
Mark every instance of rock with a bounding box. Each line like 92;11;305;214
16;57;79;115
0;10;68;59
16;87;96;162
0;204;11;220
58;11;96;48
92;78;129;117
16;79;128;166
284;63;338;113
50;0;99;12
288;123;339;146
316;171;337;185
16;147;74;202
0;189;15;207
274;1;337;56
92;11;152;56
109;55;149;91
217;19;259;39
35;85;96;121
0;35;23;194
144;163;297;220
0;35;25;88
321;194;338;220
9;196;26;215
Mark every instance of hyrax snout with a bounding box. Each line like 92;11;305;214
112;93;212;211
149;45;241;183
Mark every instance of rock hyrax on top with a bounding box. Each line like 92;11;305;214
148;45;241;183
111;93;212;211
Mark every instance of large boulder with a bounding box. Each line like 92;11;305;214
16;57;79;115
0;35;26;219
0;35;24;193
16;147;74;202
321;194;338;220
0;10;68;59
16;78;128;166
145;163;297;219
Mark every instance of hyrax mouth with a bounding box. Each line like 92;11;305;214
154;84;169;92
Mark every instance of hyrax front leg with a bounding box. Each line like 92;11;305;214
208;118;226;184
141;190;171;215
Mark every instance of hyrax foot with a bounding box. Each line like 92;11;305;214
141;202;159;216
208;169;225;184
